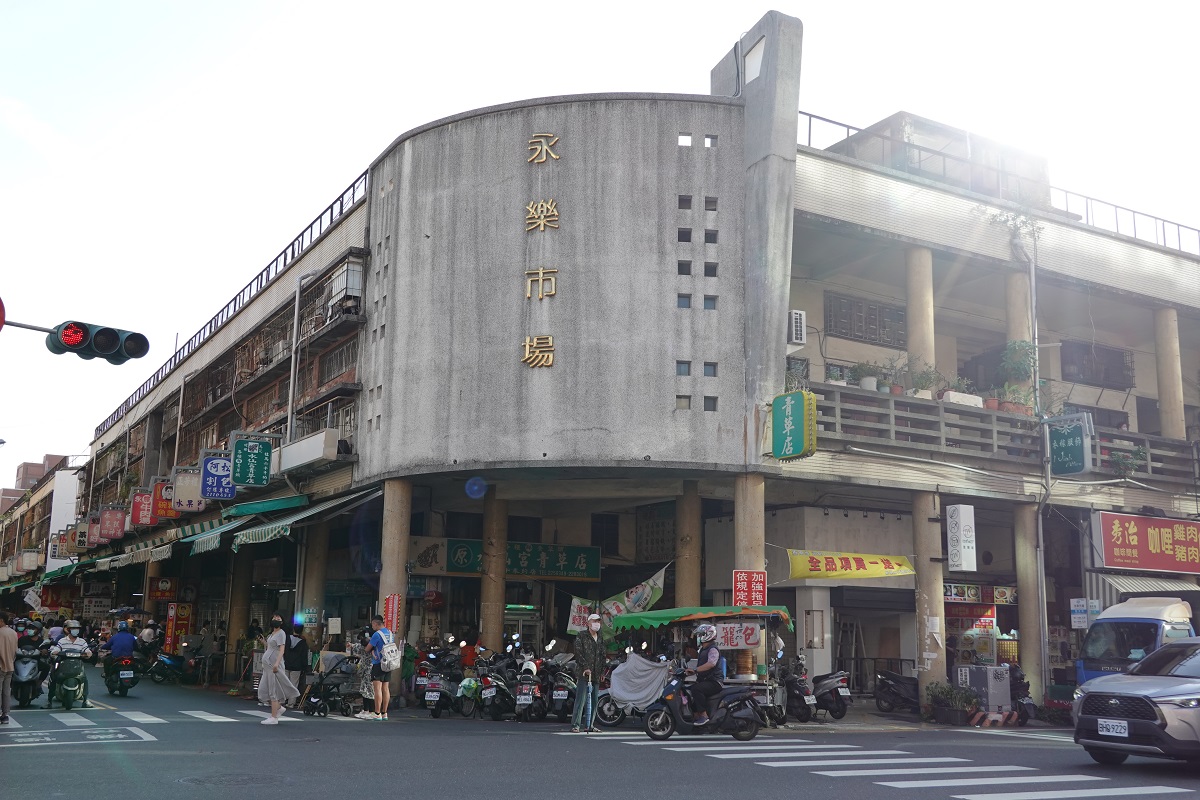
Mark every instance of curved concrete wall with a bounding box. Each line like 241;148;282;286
358;94;747;480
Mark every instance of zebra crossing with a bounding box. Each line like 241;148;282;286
556;731;1196;799
3;707;364;729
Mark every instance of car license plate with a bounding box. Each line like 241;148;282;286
119;670;134;679
553;690;568;700
482;687;497;699
804;695;817;705
415;676;428;685
837;687;850;696
1097;718;1128;738
516;695;533;706
425;691;440;703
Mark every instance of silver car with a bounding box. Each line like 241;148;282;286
1073;637;1200;765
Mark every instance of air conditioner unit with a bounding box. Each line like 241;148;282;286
787;310;807;346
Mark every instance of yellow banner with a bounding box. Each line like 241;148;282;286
788;550;915;580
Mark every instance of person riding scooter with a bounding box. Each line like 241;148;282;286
47;620;93;709
689;623;723;726
100;621;138;668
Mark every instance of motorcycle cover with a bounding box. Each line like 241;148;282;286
608;657;671;710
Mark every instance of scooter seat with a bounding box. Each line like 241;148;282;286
879;670;917;686
811;672;840;684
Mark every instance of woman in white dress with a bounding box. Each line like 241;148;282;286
258;611;299;724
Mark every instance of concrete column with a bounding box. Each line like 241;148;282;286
299;521;330;650
480;487;509;652
141;411;164;485
1154;307;1187;440
380;479;412;696
905;247;936;368
226;546;253;680
733;474;765;572
1006;271;1034;391
1014;503;1045;704
142;559;162;605
912;492;947;701
674;481;702;607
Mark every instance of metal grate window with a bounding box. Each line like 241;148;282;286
824;291;907;349
1060;341;1134;390
318;339;359;386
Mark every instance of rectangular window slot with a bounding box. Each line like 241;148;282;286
703;396;718;412
703;295;718;310
704;135;718;148
677;260;692;275
703;262;718;277
703;362;718;377
677;294;692;309
678;195;693;210
676;361;691;376
705;196;718;211
678;228;692;243
678;133;692;146
823;290;908;349
704;229;718;244
676;395;692;410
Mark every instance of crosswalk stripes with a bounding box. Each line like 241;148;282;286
954;790;1190;800
237;710;298;722
116;712;168;724
815;766;1037;777
661;744;854;752
50;713;94;727
1;717;20;728
180;711;239;722
882;776;1107;789
712;749;904;760
763;757;971;767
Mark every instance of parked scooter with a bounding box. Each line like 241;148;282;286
50;650;89;710
874;670;920;713
147;642;200;684
425;636;465;719
477;646;519;721
515;646;549;722
541;644;576;723
11;645;46;708
810;668;852;719
596;642;667;727
1007;664;1037;726
643;661;767;741
775;655;817;722
102;653;142;697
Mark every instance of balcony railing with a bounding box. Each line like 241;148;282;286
799;111;1200;259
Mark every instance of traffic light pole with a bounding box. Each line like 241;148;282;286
3;320;54;334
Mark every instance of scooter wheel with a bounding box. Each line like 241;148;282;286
430;704;442;719
150;670;166;684
643;709;675;741
732;720;759;741
460;698;476;718
1017;703;1031;726
595;696;626;728
875;691;896;713
829;699;848;720
790;703;812;723
118;688;128;697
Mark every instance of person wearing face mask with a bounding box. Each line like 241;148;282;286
571;613;607;732
257;612;300;724
47;620;93;709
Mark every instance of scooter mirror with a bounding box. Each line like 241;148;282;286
641;642;648;650
777;650;784;660
512;633;521;640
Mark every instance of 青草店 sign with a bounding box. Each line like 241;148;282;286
444;539;601;582
1094;510;1200;575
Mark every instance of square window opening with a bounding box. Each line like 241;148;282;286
703;396;718;412
704;196;718;211
704;229;718;244
678;195;693;210
704;135;718;148
676;395;692;410
677;294;692;309
678;133;692;146
703;362;718;377
703;295;718;310
703;262;718;277
677;260;692;275
676;360;691;376
677;228;692;243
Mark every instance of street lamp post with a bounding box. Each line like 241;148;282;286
285;270;322;445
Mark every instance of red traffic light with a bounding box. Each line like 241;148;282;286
59;322;88;349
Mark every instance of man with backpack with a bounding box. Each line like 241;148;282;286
364;615;401;721
284;623;310;708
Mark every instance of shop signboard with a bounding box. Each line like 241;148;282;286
407;537;449;576
1093;510;1200;575
147;577;177;603
80;597;110;618
86;516;101;547
164;602;192;654
73;525;89;551
944;583;983;603
152;481;182;520
788;550;915;580
771;390;818;461
383;593;401;634
566;597;595;634
945;603;997;665
714;622;762;650
41;585;78;610
406;577;427;598
99;507;126;542
301;607;320;626
445;539;601;582
200;452;236;500
984;586;1017;605
1049;413;1094;476
946;504;976;573
732;570;768;606
232;438;272;487
171;468;207;513
131;489;157;526
635;502;675;563
1070;598;1089;629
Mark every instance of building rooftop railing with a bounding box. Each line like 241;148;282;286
799;111;1200;258
93;171;369;441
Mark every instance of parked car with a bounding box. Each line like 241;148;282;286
1073;637;1200;765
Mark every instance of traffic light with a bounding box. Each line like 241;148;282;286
46;321;149;365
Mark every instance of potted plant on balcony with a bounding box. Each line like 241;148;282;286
939;376;981;407
999;340;1037;384
1109;446;1148;478
983;387;1002;411
905;357;941;400
848;362;885;392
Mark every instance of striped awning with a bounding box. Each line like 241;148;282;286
130;548;153;564
231;489;380;552
125;517;225;554
1085;571;1200;611
149;545;173;562
182;517;253;556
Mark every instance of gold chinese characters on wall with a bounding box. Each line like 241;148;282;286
522;132;560;368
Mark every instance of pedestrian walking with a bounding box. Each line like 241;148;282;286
0;611;18;724
257;611;299;725
571;613;606;733
363;614;393;721
284;623;310;708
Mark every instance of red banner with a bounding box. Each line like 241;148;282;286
40;585;79;610
86;517;101;547
384;593;401;635
99;508;125;541
732;570;767;606
1097;511;1200;575
147;577;177;603
131;491;157;527
165;602;192;654
152;482;181;520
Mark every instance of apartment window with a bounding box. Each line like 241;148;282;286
678;228;692;243
676;395;692;410
591;513;620;554
823;291;907;349
678;133;692;146
677;260;692;275
703;396;718;412
677;294;692;309
705;196;718;211
703;262;718;277
678;195;693;210
1064;403;1129;430
1061;341;1135;390
676;361;691;376
703;362;718;377
824;360;853;382
704;135;718;148
704;229;719;244
318;338;359;386
703;295;718;310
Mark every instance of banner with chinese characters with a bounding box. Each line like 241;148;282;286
1049;412;1094;476
567;567;668;633
771;391;818;461
152;481;182;520
714;622;762;650
1093;511;1200;575
171;467;207;513
566;596;595;634
787;550;915;580
131;489;157;527
444;539;601;582
99;507;126;542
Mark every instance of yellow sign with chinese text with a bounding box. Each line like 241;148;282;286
787;550;915;580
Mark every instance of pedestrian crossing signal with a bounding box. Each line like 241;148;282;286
46;321;149;365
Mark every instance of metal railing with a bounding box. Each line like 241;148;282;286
94;171;369;440
833;657;917;695
800;111;1200;258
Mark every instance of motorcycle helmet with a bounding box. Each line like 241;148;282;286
694;623;717;644
28;620;43;635
14;617;28;632
65;620;82;636
117;621;129;632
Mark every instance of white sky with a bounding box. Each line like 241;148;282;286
2;1;1198;489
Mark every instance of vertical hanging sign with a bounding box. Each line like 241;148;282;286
947;504;977;573
771;390;818;460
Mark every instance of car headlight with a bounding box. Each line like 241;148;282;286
1073;686;1088;701
1155;695;1200;708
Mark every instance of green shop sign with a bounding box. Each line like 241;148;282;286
445;539;601;582
1048;412;1094;476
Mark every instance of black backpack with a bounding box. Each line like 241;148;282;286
284;634;309;671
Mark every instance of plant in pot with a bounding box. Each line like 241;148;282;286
999;340;1037;385
1109;446;1148;478
949;685;980;725
925;681;954;724
848;362;885;392
939;375;979;406
998;383;1025;414
906;357;941;400
983;387;1003;411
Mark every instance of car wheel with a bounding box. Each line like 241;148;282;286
1086;748;1128;766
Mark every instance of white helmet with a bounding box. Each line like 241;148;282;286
694;623;717;644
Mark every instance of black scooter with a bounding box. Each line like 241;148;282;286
875;670;920;713
1008;664;1037;726
643;664;767;741
777;656;817;722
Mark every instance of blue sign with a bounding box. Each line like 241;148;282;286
200;454;236;500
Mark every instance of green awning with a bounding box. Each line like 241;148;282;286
611;605;795;632
221;494;310;519
179;517;253;556
126;517;225;553
41;564;78;584
231;489;380;552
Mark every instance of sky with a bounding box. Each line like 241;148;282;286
2;1;1199;488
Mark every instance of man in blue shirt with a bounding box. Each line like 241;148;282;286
364;615;392;721
102;621;138;659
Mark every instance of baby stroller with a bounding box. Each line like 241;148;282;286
303;652;361;717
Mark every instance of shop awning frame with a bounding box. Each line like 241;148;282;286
179;517;253;556
231;488;381;552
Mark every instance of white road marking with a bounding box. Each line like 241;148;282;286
882;776;1107;789
953;788;1193;800
964;730;1076;743
180;711;239;722
238;710;298;722
817;766;1036;778
763;757;970;768
714;749;908;760
50;713;94;727
1;718;21;728
115;712;167;724
662;744;853;752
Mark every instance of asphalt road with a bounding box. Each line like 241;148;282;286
5;665;1200;799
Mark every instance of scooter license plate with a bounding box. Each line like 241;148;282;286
425;691;441;702
516;695;533;706
119;671;134;679
804;695;817;705
552;690;568;700
415;676;429;685
482;687;497;699
837;687;850;696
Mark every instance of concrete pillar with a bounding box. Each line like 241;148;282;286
380;479;412;696
733;474;765;572
1014;503;1045;704
1154;307;1187;440
226;546;253;680
299;521;330;650
142;559;162;605
141;411;164;485
1006;271;1034;391
905;247;936;368
674;481;702;607
480;487;509;652
912;492;947;702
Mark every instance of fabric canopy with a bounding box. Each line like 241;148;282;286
231;489;380;552
180;517;252;556
611;605;794;632
41;564;78;584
